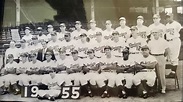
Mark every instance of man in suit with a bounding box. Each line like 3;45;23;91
37;40;55;62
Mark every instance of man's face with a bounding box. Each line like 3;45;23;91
106;21;112;29
45;53;52;60
20;42;25;47
112;34;119;41
10;41;15;48
96;35;102;41
81;36;87;42
131;29;138;37
21;56;27;62
105;49;111;55
50;72;56;78
75;23;81;29
120;20;126;26
72;52;78;59
123;52;129;60
31;55;36;61
153;32;160;40
137;19;143;25
51;35;57;41
8;56;14;63
59;52;66;59
48;27;54;33
41;41;47;49
25;29;30;35
64;34;71;41
90;23;96;29
88;52;94;58
141;49;150;57
60;25;66;31
153;17;160;24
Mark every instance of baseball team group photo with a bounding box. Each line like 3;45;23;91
0;0;182;102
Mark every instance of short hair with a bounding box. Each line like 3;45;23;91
104;46;112;51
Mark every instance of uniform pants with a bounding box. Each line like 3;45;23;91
168;38;181;65
115;73;133;88
154;55;166;90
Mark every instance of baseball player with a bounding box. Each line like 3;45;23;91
115;17;131;40
40;51;57;74
82;49;100;97
17;39;29;59
88;32;107;57
37;27;47;42
47;24;54;41
115;47;134;99
132;45;157;98
109;31;126;56
88;20;103;40
65;50;87;86
76;33;90;58
165;13;182;68
26;52;42;85
55;49;72;86
126;26;147;59
148;14;166;39
0;54;18;95
47;32;61;60
60;33;76;55
57;23;68;41
71;21;87;40
97;46;118;98
17;53;30;87
103;20;115;40
37;70;61;101
4;40;19;64
28;35;42;53
22;27;33;43
136;16;149;40
148;28;170;94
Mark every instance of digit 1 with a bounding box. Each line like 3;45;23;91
24;86;27;97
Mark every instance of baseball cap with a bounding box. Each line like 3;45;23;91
96;32;102;36
89;20;96;23
47;25;53;28
87;49;94;54
130;26;138;30
80;33;87;37
112;31;119;35
122;47;129;53
137;16;144;20
37;27;42;30
45;51;53;55
60;23;66;27
75;21;81;25
165;13;173;18
51;32;57;36
141;45;149;50
58;48;66;53
64;32;71;37
153;14;160;19
104;46;112;51
20;53;27;57
119;17;126;21
8;54;14;58
71;50;78;54
20;39;26;43
32;35;38;40
25;27;30;30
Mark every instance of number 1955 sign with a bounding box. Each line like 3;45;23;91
21;85;81;99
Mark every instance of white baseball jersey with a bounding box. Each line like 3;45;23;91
27;60;42;71
84;57;100;67
47;40;61;50
88;27;103;39
117;57;135;67
148;23;166;38
71;29;87;39
42;60;57;68
115;26;131;39
136;25;149;39
57;31;68;40
28;43;42;52
165;21;182;40
17;61;30;73
65;58;84;69
137;55;157;68
56;56;72;67
75;41;90;57
38;35;47;41
148;38;169;54
5;61;18;71
103;29;115;40
60;40;77;55
126;36;147;53
41;75;61;90
109;38;126;56
5;48;19;60
22;34;32;42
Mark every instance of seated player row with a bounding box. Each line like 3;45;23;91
1;45;157;100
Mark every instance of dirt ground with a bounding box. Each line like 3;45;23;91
0;61;182;102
